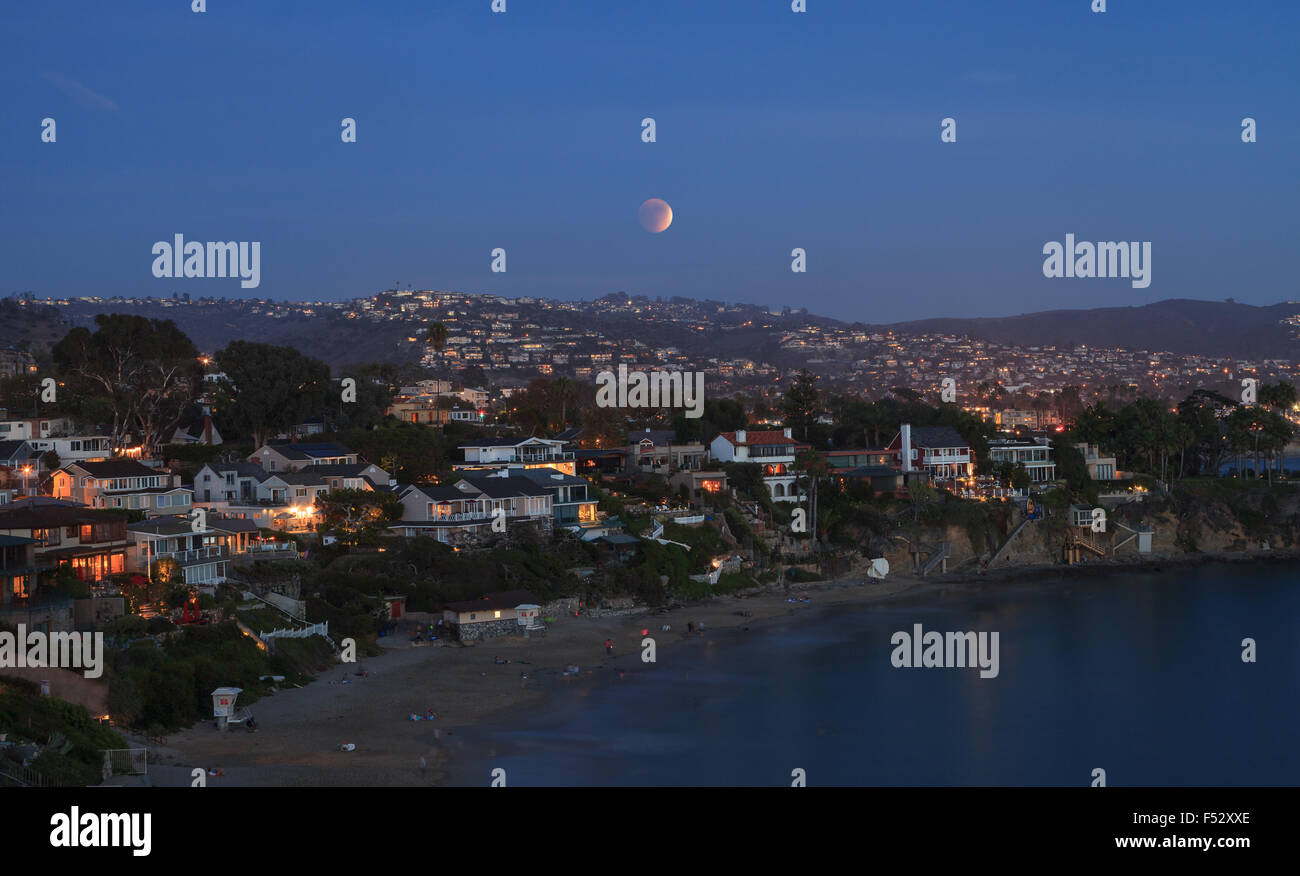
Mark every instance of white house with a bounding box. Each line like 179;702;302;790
708;428;805;502
988;438;1056;483
888;425;973;482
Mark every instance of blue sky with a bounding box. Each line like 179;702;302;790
2;0;1297;322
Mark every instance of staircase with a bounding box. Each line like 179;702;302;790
987;517;1032;568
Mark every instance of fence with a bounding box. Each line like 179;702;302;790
101;748;148;779
260;621;329;643
0;762;52;787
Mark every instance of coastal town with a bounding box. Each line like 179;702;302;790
1;296;1297;787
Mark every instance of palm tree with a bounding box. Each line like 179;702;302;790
424;322;448;379
552;376;577;428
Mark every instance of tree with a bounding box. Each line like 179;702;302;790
781;370;820;441
214;341;330;447
316;489;404;543
52;315;202;454
424;323;449;379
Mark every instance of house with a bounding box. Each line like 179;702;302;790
297;463;392;491
709;428;806;503
386;397;450;426
0;533;72;634
575;448;630;477
448;408;484;424
499;469;597;527
0;415;74;442
627;429;707;474
668;469;728;501
988;438;1057;483
248;443;358;473
593;532;642;564
0;440;40;471
390;477;552;544
1075;443;1118;481
888;425;973;482
128;515;230;592
26;436;116;467
823;449;899;473
833;466;905;494
169;408;223;445
0;498;129;584
455;437;575;475
441;589;539;641
52;460;192;516
0;346;37;379
194;462;268;503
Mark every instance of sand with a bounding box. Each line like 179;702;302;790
149;549;1296;787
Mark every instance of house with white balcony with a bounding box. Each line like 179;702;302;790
455;437;576;475
390;477;552;544
52;460;193;516
708;428;806;502
988;438;1057;483
128;515;230;592
26;436;116;467
248;442;358;473
888;425;973;482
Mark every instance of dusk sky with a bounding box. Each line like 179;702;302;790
3;0;1297;322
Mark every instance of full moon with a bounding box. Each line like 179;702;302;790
638;198;673;233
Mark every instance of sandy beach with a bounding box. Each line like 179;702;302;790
148;549;1297;787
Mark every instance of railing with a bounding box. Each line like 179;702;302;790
429;511;492;522
101;748;148;779
154;546;229;563
245;541;296;553
260;621;329;642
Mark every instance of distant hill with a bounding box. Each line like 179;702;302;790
877;299;1300;360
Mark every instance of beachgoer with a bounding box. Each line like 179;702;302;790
605;638;613;656
687;622;694;634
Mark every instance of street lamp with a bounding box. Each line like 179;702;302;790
21;465;31;496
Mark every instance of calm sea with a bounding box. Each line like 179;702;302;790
448;564;1299;786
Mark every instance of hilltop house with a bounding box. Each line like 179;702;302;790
709;428;806;503
888;425;973;482
52;460;192;516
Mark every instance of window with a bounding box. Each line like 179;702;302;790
494;610;501;619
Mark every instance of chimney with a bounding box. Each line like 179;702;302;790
901;424;913;473
203;415;213;445
736;429;746;444
783;427;792;439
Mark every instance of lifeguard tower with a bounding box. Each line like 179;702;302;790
211;687;242;731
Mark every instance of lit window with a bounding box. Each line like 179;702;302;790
494;610;501;619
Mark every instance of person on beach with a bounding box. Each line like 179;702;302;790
687;621;694;634
605;638;613;656
520;670;528;688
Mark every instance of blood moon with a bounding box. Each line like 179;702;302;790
638;198;673;233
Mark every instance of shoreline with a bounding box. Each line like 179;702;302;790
152;547;1297;787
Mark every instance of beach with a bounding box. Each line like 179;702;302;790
149;548;1299;787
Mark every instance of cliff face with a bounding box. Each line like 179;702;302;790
880;483;1300;575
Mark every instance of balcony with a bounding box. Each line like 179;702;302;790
153;546;230;564
515;451;575;462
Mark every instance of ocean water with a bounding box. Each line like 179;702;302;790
450;564;1299;786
